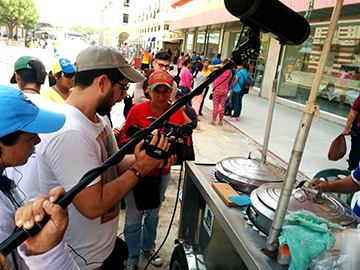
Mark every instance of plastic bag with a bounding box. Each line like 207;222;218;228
328;134;346;161
308;252;347;270
278;211;344;270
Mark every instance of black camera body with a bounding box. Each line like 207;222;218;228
127;122;192;163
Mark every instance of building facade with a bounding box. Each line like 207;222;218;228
134;0;183;57
99;1;138;47
170;0;360;123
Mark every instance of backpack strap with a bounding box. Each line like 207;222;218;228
238;70;249;89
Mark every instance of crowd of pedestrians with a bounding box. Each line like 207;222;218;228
0;44;254;270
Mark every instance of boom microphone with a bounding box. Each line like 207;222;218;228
224;0;310;45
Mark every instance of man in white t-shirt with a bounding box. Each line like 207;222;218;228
36;45;176;269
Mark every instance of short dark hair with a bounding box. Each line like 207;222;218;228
183;58;191;66
74;69;125;89
155;52;170;61
0;131;24;157
216;54;221;58
16;60;47;89
180;52;184;56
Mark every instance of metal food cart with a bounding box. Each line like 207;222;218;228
170;161;287;270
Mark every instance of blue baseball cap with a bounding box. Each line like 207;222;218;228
52;58;75;74
0;85;66;138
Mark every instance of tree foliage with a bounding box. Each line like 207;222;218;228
70;25;83;33
84;26;98;36
0;0;40;39
70;25;98;37
56;25;65;31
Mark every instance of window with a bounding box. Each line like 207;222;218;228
206;32;220;60
276;23;360;118
158;25;160;31
195;32;205;55
151;27;153;32
186;33;194;53
123;14;129;24
123;0;130;7
164;24;169;30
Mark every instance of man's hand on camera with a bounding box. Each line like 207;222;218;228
134;132;172;175
14;186;68;256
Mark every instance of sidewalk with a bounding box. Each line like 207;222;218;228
202;90;349;178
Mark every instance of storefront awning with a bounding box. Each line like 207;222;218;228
162;37;183;43
124;37;141;44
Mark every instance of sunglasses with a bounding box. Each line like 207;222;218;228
62;72;75;79
155;61;170;69
107;76;130;95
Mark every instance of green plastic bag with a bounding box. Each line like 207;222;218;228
278;210;344;270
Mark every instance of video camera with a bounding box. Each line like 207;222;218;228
126;117;193;163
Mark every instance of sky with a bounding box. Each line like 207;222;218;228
34;0;107;28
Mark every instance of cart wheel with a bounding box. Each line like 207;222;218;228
170;245;189;270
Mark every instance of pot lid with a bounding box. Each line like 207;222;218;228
215;156;285;184
256;183;356;226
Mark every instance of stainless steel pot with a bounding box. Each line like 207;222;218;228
214;155;285;193
247;182;357;235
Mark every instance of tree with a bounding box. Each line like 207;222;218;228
56;25;65;31
84;26;98;37
70;25;84;33
0;0;40;39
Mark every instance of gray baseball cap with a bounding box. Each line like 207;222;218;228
74;45;145;83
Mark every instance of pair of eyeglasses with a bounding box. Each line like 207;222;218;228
62;72;75;79
108;76;129;95
155;61;170;69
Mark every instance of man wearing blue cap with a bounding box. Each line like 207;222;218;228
36;45;176;269
0;85;76;269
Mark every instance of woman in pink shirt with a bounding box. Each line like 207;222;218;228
209;58;232;126
179;58;192;95
177;52;185;75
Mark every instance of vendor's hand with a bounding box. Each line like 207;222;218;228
308;178;331;192
133;132;171;175
343;127;351;135
113;126;123;137
15;186;68;256
181;105;186;112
